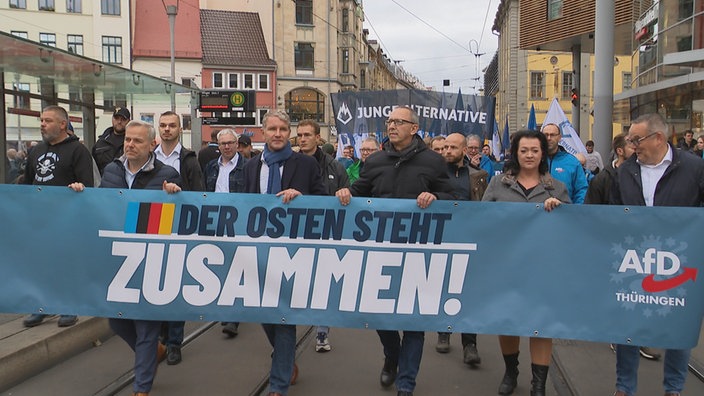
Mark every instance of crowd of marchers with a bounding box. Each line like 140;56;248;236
10;103;704;396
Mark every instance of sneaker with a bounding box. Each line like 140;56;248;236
639;346;661;360
222;322;239;338
610;343;616;353
57;315;78;327
166;345;182;365
463;343;481;365
436;333;450;353
315;332;331;352
23;313;48;327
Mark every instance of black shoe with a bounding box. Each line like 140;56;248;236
380;357;397;388
23;313;48;327
57;315;78;327
463;343;481;366
166;345;182;365
222;322;239;338
436;333;450;353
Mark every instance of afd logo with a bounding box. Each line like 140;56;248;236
124;202;237;237
337;102;353;125
619;248;697;292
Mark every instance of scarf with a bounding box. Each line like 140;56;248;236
263;141;293;194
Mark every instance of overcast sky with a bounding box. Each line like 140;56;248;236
362;0;498;94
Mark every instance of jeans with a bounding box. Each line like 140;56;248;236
316;325;329;334
616;344;690;395
461;333;477;347
109;318;162;393
164;321;184;346
262;323;296;395
377;330;424;392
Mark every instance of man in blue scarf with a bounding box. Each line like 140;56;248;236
242;110;326;396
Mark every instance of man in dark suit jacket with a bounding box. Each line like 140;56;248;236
243;110;325;396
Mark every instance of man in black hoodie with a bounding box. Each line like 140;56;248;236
22;105;94;328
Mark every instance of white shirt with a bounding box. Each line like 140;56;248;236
259;152;285;194
155;143;181;174
215;153;239;193
637;146;672;207
122;157;151;188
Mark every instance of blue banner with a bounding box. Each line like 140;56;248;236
331;89;496;157
0;184;702;349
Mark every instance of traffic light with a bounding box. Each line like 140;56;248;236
571;88;579;106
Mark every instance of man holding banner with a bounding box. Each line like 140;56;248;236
336;105;454;396
243;110;326;396
611;113;704;396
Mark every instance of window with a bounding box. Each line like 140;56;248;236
243;73;254;89
228;73;239;89
38;0;54;11
530;72;545;99
67;35;83;55
101;0;120;15
11;31;28;39
679;0;694;20
285;87;325;123
548;0;562;20
342;49;349;74
140;113;154;126
295;42;315;70
182;114;192;130
212;72;224;88
103;94;126;112
67;0;81;13
342;8;349;33
102;36;122;64
677;35;693;52
39;33;56;47
622;73;632;91
561;71;573;99
69;85;81;111
257;109;268;125
13;83;30;110
361;69;366;90
10;0;26;9
296;0;313;25
258;74;270;90
181;77;196;88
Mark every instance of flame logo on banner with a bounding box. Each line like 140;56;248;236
337;102;353;125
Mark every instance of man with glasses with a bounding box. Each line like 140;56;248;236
610;113;704;396
336;105;455;396
467;134;495;182
541;123;588;204
347;137;380;184
204;128;248;338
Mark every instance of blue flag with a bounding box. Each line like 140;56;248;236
528;103;537;130
501;117;510;155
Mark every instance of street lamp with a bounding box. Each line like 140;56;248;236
163;0;179;112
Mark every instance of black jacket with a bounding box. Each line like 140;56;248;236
92;127;125;175
205;154;247;193
165;147;204;192
610;145;704;207
243;151;326;196
585;160;617;204
313;148;350;196
350;134;455;200
101;154;181;190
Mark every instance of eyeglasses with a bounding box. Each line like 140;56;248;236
360;148;377;153
467;146;480;151
385;118;416;127
626;132;658;147
218;141;237;146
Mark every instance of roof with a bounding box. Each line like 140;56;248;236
200;10;276;69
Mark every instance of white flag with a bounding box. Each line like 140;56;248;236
541;98;587;155
491;119;502;160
